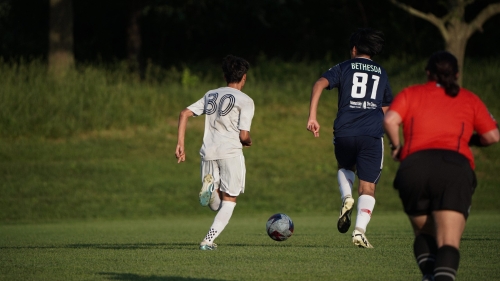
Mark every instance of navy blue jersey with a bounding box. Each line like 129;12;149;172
322;58;393;138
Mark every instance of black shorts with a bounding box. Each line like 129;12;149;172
334;136;384;183
394;149;477;219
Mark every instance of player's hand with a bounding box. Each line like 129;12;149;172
307;120;320;137
242;142;252;147
390;145;402;161
175;144;186;163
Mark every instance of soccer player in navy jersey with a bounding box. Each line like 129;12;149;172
307;28;393;248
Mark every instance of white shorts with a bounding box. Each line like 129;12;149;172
201;154;246;196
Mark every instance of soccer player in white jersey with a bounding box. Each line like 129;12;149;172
175;55;255;250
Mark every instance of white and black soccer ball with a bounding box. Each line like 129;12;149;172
266;213;294;241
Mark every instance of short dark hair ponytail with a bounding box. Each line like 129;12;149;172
425;51;460;97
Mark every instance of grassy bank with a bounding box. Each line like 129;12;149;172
0;57;499;223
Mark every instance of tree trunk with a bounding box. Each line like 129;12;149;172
127;2;143;78
389;0;500;87
48;0;74;76
445;20;470;86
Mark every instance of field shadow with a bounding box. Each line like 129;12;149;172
1;241;336;250
0;242;196;250
461;237;500;241
99;272;225;281
66;242;315;250
67;242;195;250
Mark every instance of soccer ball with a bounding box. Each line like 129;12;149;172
266;213;294;241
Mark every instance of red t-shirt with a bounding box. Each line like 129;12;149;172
390;81;497;169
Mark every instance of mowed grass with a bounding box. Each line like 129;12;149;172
1;58;500;280
1;213;499;280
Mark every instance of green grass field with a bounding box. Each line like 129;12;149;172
1;57;500;280
1;213;499;280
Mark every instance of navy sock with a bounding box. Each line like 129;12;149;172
434;245;460;281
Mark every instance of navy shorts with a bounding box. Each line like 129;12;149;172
394;149;476;219
334;136;384;183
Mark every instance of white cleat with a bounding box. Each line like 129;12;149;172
337;196;354;233
199;243;218;251
199;174;214;207
352;229;374;248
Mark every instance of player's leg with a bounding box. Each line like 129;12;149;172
409;215;438;281
395;150;448;279
200;193;237;250
351;136;383;248
395;150;441;279
354;180;376;233
337;163;356;233
351;181;375;248
334;137;357;234
429;150;475;280
209;188;222;211
200;155;245;250
355;180;376;235
432;210;465;281
338;164;356;200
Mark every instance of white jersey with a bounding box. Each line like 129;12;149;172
187;87;254;160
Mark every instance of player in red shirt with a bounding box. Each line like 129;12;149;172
384;51;499;281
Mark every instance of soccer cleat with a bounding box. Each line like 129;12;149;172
352;229;374;248
337;196;354;233
199;174;215;207
199;243;217;251
421;274;434;281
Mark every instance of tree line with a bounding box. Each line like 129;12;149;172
0;0;499;79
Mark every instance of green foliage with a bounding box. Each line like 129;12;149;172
0;60;202;138
1;213;499;280
2;57;498;139
0;57;499;223
181;67;200;88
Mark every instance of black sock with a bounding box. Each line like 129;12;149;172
434;245;460;281
414;234;438;277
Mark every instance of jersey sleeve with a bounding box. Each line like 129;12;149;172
186;96;205;116
238;98;255;131
321;64;341;90
472;95;497;134
382;80;393;107
389;88;409;119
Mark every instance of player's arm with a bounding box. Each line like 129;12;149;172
175;108;195;163
469;99;500;147
239;130;252;147
383;109;403;161
307;77;329;137
469;127;500;147
382;106;389;115
381;80;393;115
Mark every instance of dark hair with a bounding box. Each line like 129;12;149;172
425;51;460;97
349;28;384;57
222;55;250;83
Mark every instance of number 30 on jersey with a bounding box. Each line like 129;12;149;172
206;92;235;116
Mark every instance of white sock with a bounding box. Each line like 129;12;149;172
337;168;355;200
201;201;236;245
355;195;375;233
209;189;222;211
